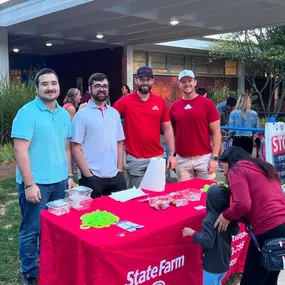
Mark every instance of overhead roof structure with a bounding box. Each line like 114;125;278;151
1;0;285;55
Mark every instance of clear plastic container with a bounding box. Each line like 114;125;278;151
182;189;202;202
72;198;93;210
46;199;71;216
149;196;170;210
168;192;189;207
65;186;92;200
65;186;93;210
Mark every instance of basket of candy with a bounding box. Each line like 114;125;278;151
149;196;170;210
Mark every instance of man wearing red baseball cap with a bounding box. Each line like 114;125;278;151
113;66;176;188
170;70;221;181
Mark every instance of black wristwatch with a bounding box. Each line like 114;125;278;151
211;155;219;161
169;152;177;157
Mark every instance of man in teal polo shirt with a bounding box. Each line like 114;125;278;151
11;68;75;285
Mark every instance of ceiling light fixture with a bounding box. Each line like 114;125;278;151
46;42;53;47
170;19;179;26
13;48;19;53
96;33;104;39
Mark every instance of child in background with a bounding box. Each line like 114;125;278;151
253;133;266;160
183;185;239;285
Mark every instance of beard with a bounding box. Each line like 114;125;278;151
138;85;152;94
91;91;108;102
38;91;59;102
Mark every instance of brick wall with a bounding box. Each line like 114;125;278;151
133;74;238;105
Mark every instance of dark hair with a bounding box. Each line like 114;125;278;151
35;68;58;87
122;84;131;94
196;88;208;96
63;88;80;105
226;97;237;107
88;73;109;86
219;146;280;182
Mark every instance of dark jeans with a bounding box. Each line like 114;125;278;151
232;136;253;154
79;172;126;199
18;180;67;278
241;222;285;285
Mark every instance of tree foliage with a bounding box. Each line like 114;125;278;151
210;27;285;114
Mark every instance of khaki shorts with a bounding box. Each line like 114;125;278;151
176;153;215;181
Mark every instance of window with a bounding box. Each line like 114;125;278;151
133;51;147;71
150;53;167;72
132;51;235;76
225;60;237;75
209;59;224;75
194;57;209;74
169;55;185;73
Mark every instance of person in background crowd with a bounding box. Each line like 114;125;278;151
63;88;82;120
228;94;259;154
81;90;91;104
196;87;208;98
216;91;237;113
218;97;237;171
219;97;237;127
216;146;285;285
113;66;177;188
121;84;131;97
170;70;221;181
11;68;75;285
253;132;266;160
72;73;126;198
183;184;239;285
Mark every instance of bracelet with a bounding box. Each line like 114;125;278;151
24;184;34;190
68;175;74;179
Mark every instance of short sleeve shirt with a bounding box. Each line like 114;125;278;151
72;100;125;178
170;96;220;157
11;97;72;184
113;90;170;159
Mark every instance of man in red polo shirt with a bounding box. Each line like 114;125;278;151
169;70;221;181
113;66;176;188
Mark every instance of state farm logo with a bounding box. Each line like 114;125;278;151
125;255;184;285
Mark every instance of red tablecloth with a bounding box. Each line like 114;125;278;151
39;179;249;285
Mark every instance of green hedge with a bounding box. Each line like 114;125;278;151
0;79;35;146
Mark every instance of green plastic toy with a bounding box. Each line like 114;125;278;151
217;181;229;189
200;182;229;192
80;210;119;229
201;184;211;192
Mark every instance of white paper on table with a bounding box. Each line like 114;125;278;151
109;187;147;202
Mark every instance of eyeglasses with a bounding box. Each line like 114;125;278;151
93;84;109;90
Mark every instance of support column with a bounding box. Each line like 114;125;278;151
0;27;9;80
125;46;133;91
237;60;245;93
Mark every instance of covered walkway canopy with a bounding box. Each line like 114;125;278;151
1;0;285;55
1;0;285;80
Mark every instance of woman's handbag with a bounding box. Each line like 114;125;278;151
246;224;285;271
